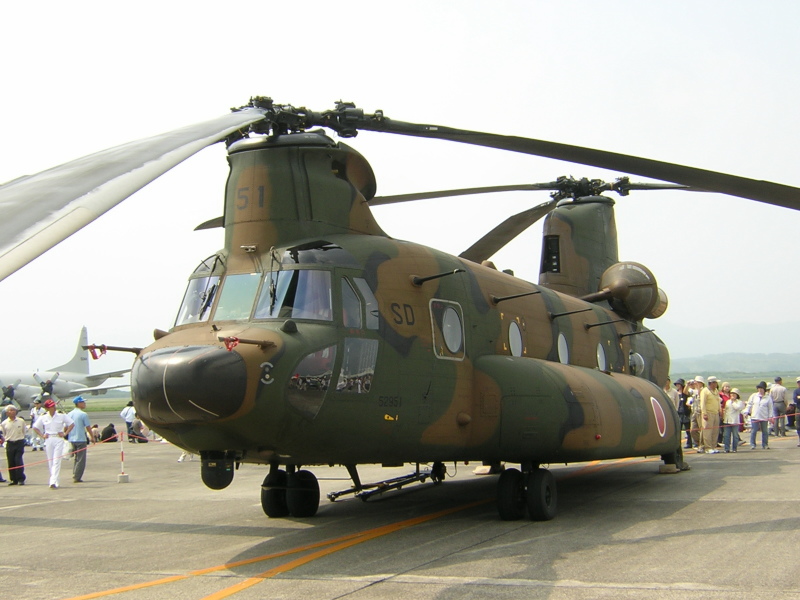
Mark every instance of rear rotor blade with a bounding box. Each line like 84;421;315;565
344;116;800;210
459;199;558;263
0;109;266;283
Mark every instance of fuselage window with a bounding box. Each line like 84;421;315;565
596;343;607;371
353;278;379;330
254;269;332;321
430;299;465;360
342;279;362;329
336;338;378;394
175;275;220;326
509;321;523;357
629;352;645;376
287;345;336;420
213;273;261;321
557;333;570;364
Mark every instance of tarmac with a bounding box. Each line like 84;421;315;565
2;412;799;600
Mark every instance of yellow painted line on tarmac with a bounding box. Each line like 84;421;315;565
64;498;492;600
64;456;668;600
200;499;492;600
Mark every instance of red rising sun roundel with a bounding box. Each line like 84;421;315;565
650;397;667;437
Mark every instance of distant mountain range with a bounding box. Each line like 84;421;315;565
652;320;800;360
669;353;800;376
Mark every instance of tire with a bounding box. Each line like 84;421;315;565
526;468;557;521
286;470;320;518
497;468;526;521
261;470;289;518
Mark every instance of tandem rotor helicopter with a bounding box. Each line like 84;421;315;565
2;97;800;521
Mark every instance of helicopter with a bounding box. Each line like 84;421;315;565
2;98;800;521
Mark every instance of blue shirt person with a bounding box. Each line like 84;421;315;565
67;397;93;483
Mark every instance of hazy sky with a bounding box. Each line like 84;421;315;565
2;1;799;375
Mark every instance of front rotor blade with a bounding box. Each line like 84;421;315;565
371;182;562;205
459;199;558;263
0;109;265;283
358;119;800;210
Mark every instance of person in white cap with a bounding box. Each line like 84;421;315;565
28;398;45;450
698;376;722;453
32;396;74;489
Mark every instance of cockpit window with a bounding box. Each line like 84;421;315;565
175;275;220;326
213;273;261;321
353;278;379;330
342;279;362;329
254;269;333;321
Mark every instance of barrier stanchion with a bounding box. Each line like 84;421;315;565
118;432;129;483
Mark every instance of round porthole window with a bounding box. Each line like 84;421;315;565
629;352;645;376
442;306;463;353
557;333;569;364
596;343;607;371
509;321;523;357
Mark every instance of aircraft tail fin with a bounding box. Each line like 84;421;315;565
50;326;90;374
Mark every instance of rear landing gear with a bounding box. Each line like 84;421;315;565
497;467;557;521
261;469;289;518
261;466;320;518
286;470;320;517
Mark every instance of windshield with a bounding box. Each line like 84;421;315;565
254;269;332;321
175;275;220;326
214;273;261;321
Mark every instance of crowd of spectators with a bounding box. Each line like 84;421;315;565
666;375;800;453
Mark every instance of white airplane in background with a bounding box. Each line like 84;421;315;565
0;326;129;409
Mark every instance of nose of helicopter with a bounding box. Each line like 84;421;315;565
131;345;248;424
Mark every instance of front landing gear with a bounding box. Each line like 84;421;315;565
497;467;557;521
261;466;320;518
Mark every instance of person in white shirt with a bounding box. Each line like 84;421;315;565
32;396;74;489
120;401;136;443
722;389;744;453
28;398;45;450
743;382;773;450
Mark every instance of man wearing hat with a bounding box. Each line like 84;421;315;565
0;405;27;484
32;395;75;489
743;382;773;450
67;396;93;483
698;376;722;453
28;398;45;450
769;377;788;437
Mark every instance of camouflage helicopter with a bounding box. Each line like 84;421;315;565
2;98;800;521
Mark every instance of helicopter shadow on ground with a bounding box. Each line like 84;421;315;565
214;453;797;598
413;453;797;600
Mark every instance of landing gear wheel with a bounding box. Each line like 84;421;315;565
431;461;446;484
526;468;557;521
286;470;320;517
497;468;526;521
261;470;289;518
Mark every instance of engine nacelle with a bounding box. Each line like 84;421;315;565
597;262;667;321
